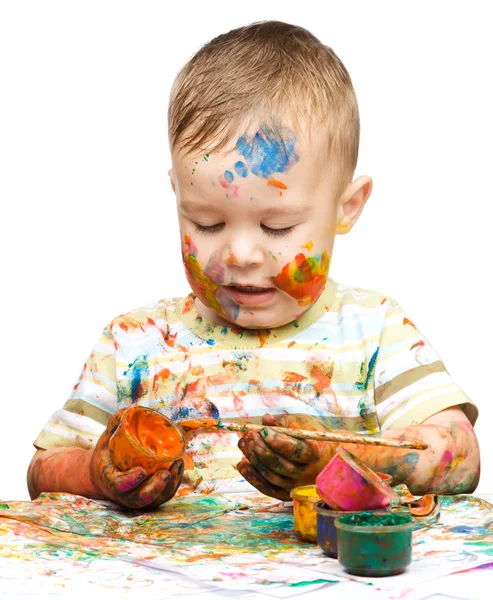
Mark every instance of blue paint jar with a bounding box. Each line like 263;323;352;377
314;501;390;559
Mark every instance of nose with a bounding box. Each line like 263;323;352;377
225;233;264;268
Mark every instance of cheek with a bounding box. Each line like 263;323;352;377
272;250;330;306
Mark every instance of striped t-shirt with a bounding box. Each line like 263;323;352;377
34;279;478;495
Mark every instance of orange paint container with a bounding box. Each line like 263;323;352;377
109;405;185;474
290;484;321;543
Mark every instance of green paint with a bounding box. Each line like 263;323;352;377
203;154;210;161
293;321;299;328
259;578;339;587
339;512;411;526
262;428;269;436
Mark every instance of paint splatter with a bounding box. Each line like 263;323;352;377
182;235;240;320
403;317;416;328
301;241;313;251
236;125;299;178
272;251;330;306
224;170;234;183
234;161;248;177
122;355;150;403
267;178;288;190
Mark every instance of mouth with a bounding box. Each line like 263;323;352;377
223;284;276;305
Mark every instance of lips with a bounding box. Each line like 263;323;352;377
228;284;274;293
223;284;276;306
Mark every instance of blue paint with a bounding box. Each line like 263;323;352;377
123;355;150;403
221;326;228;335
234;161;248;178
356;348;379;391
224;170;234;183
236;125;299;178
206;338;215;345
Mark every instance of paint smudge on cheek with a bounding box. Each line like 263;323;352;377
301;241;313;251
236;125;300;178
271;251;330;306
181;235;240;320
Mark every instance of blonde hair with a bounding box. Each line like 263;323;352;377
168;20;360;192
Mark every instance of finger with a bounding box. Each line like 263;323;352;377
97;448;148;495
239;437;296;490
255;427;315;464
156;459;185;505
244;432;307;478
236;460;291;501
121;469;172;509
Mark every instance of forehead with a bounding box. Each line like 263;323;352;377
173;121;329;207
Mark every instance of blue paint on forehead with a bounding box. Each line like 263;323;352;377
224;170;234;183
234;161;249;178
236;126;299;178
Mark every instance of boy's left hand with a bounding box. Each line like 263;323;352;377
237;413;338;501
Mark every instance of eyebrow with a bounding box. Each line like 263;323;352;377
179;199;312;216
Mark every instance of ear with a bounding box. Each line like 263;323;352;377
336;176;372;235
168;168;176;194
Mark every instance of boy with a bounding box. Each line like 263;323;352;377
27;20;480;509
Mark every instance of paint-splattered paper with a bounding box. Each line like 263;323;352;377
0;492;492;598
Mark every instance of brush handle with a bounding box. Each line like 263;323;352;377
178;419;428;450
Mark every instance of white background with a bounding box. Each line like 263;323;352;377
1;1;491;500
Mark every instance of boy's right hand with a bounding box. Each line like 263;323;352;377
89;409;184;509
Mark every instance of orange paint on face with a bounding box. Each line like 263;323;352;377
301;241;313;251
272;251;330;306
403;317;416;328
227;252;239;264
267;178;288;190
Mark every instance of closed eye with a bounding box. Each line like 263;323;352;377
192;223;295;237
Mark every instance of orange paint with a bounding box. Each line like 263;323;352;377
109;405;185;474
267;178;288;190
258;329;270;346
272;251;329;307
403;318;416;328
288;341;296;348
408;494;436;516
178;418;219;430
227;252;239;264
282;371;306;383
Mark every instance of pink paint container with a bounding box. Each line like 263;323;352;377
316;447;400;511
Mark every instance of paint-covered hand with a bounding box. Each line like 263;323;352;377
237;413;337;501
89;410;184;509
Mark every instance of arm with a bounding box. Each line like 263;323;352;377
237;406;480;500
28;447;103;500
341;406;480;495
27;410;184;509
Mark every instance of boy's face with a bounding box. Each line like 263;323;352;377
169;121;371;329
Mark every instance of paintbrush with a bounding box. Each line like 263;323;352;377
178;419;428;450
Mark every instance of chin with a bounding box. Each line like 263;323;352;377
235;311;289;330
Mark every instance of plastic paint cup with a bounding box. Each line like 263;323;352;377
316;447;399;511
335;512;414;576
109;405;185;474
290;484;321;543
314;501;390;559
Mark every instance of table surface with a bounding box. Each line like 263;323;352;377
0;491;492;600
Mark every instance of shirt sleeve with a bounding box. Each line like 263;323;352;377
374;299;478;431
33;325;118;450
